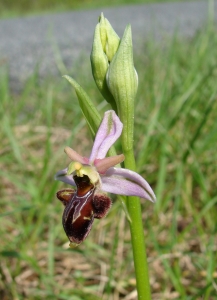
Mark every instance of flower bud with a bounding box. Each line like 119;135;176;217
106;25;138;152
90;13;120;110
98;13;120;62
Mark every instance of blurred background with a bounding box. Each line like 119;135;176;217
0;0;183;18
0;0;217;299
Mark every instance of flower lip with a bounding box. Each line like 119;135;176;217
73;174;94;196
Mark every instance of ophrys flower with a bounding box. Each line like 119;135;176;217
55;110;156;247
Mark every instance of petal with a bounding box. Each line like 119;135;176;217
64;147;89;164
89;110;123;161
94;154;125;174
101;176;155;202
55;168;76;186
55;168;67;177
106;167;156;202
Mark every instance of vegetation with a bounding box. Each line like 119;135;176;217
0;0;187;19
0;18;217;300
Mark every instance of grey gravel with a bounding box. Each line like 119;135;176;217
0;1;216;90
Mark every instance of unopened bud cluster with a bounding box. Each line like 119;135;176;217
91;13;138;151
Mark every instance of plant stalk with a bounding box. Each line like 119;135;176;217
124;149;151;300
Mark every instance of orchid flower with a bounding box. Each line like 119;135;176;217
55;110;156;247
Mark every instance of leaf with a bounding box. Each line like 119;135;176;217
63;75;117;157
63;75;102;136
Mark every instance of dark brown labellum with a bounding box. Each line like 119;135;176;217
56;174;112;246
56;189;75;206
92;193;112;219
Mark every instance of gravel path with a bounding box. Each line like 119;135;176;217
0;1;215;90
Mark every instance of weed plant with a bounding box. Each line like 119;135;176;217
0;23;217;299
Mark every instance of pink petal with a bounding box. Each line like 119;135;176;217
55;168;76;186
89;110;123;162
103;167;156;202
101;176;155;202
94;154;125;174
64;147;89;164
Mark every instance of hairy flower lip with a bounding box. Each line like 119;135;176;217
55;110;156;202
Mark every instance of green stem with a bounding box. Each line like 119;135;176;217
124;149;151;300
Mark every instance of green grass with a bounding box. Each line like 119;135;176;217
0;0;187;19
1;20;217;300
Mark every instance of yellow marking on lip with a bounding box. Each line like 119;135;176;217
83;211;94;221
